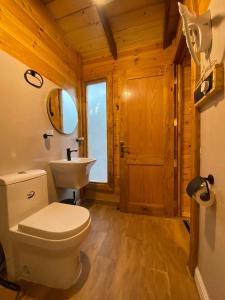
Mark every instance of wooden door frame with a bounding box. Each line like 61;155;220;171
81;73;114;192
174;63;182;217
173;30;200;277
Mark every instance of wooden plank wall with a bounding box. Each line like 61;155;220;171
198;0;211;13
171;0;211;274
0;0;81;89
172;0;204;218
181;52;192;218
82;46;173;203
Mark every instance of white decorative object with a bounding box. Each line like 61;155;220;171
178;2;212;65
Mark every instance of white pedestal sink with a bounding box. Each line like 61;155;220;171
50;158;96;189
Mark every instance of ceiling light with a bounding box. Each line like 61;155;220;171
93;0;114;6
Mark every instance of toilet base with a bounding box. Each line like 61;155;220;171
12;242;82;289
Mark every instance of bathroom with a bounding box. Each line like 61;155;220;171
0;0;225;299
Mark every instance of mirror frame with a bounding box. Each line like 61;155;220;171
46;88;78;135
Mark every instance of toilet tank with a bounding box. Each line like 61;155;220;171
0;170;48;230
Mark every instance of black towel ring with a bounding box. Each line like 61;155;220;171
24;69;43;88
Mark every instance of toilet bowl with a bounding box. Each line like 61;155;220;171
0;170;91;289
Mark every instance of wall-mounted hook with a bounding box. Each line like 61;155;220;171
43;133;53;139
43;130;54;140
76;137;85;143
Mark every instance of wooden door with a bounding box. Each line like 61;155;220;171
120;69;175;216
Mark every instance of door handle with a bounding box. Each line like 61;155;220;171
120;141;129;158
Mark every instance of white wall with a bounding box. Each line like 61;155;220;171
0;50;79;202
198;0;225;299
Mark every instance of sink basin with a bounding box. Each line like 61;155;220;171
50;158;96;189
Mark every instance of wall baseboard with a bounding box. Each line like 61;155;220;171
195;267;210;300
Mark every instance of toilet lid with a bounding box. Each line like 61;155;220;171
18;202;90;240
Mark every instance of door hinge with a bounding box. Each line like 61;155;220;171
174;159;177;168
174;118;178;127
174;78;178;85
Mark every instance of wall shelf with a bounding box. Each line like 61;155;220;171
194;63;224;109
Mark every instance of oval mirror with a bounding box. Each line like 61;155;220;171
47;88;78;134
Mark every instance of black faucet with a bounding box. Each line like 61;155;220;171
66;148;78;161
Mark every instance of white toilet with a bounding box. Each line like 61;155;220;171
0;169;91;289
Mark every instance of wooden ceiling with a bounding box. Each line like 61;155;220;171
42;0;170;63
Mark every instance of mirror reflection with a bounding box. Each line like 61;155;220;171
47;88;78;134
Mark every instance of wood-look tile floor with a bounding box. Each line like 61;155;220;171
0;203;200;300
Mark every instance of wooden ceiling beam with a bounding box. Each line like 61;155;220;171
163;0;181;48
96;5;118;60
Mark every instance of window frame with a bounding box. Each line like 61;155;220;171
82;74;114;192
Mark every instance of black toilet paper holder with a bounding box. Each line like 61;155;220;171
186;174;214;201
200;175;214;201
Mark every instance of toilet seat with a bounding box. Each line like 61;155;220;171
18;202;90;240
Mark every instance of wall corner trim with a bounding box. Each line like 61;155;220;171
195;267;210;300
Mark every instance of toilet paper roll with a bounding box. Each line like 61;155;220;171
193;187;216;207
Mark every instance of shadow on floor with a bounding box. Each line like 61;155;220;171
72;251;91;293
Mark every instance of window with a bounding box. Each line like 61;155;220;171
86;81;108;183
